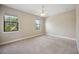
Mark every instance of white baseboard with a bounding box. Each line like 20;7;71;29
47;33;76;40
0;33;44;45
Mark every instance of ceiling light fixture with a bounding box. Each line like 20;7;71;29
40;5;46;17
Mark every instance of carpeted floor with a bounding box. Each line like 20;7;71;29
0;35;78;54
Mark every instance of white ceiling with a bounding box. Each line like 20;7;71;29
3;4;75;17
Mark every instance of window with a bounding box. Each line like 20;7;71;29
4;15;18;32
35;16;41;30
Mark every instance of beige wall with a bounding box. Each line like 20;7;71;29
45;10;76;39
0;5;45;43
76;5;79;52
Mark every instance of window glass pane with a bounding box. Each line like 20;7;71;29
10;16;18;22
35;20;40;25
35;16;41;30
36;24;40;30
5;15;10;21
4;15;18;32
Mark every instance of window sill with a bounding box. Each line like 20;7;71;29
2;31;19;34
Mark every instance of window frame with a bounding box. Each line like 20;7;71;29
3;15;19;32
35;16;41;31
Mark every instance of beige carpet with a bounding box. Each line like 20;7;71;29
0;35;78;54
